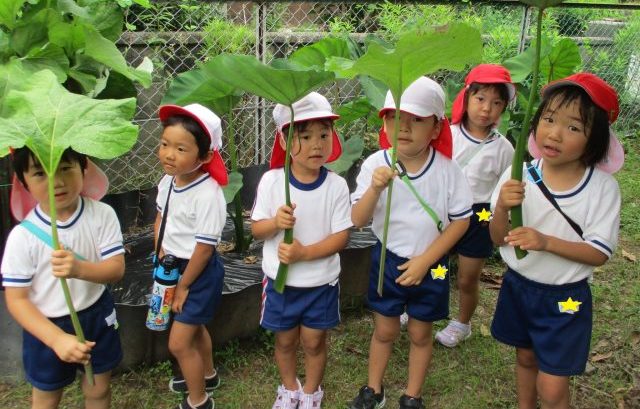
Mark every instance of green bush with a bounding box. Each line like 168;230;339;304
201;18;254;60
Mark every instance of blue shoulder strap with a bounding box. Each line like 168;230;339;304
20;220;86;260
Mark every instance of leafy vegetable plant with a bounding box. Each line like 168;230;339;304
0;68;138;383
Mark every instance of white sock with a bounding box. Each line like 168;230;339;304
187;395;209;408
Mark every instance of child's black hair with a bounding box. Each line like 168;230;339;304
281;119;334;157
162;115;210;160
462;82;510;128
12;147;88;187
530;85;610;167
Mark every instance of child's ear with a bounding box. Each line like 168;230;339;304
430;118;442;140
201;151;214;164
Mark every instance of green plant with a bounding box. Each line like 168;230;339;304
202;18;254;60
328;24;483;295
0;68;138;384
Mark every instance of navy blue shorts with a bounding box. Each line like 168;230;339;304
367;241;449;323
491;268;593;376
260;277;340;331
173;252;225;325
23;290;122;391
452;203;493;258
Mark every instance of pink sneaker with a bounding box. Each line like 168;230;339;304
435;320;471;348
299;386;324;409
272;380;301;409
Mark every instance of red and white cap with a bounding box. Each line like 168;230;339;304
378;76;453;158
270;92;342;169
10;157;109;221
527;72;624;174
451;64;516;125
159;103;228;185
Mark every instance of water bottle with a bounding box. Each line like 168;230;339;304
145;254;180;331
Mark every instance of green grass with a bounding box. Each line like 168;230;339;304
2;146;639;408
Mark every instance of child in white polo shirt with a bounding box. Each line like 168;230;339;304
157;103;228;409
436;64;516;348
2;148;125;409
251;92;352;409
349;77;473;409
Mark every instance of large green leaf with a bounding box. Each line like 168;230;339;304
222;171;243;204
22;43;69;82
0;0;26;30
76;0;125;43
503;37;552;83
0;59;25;116
326;135;364;175
95;70;137;100
83;25;152;88
162;61;243;114
540;38;581;82
336;97;380;127
10;8;58;56
289;37;351;70
0;70;138;172
208;54;334;106
330;24;482;103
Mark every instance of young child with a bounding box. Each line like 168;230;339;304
349;76;473;409
251;92;351;409
435;64;516;348
2;148;125;409
490;73;623;409
157;103;228;409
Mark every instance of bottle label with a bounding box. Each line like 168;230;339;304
145;282;176;331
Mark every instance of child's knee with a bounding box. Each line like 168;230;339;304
82;377;111;402
373;324;400;344
32;388;63;409
168;336;192;357
537;373;569;407
516;348;537;369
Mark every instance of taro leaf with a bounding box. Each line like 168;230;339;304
359;76;387;110
328;24;482;103
0;0;27;30
326;135;364;175
222;171;243;205
0;70;138;168
208;54;334;106
289;37;351;70
519;0;566;9
10;8;56;56
74;0;125;43
96;70;137;100
22;43;69;82
0;60;26;117
336;97;381;128
83;25;152;88
57;0;91;20
162;60;243;114
540;38;581;82
503;37;552;83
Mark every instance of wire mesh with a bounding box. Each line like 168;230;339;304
105;1;640;194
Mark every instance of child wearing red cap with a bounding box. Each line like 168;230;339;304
251;92;351;409
436;64;516;348
490;73;623;409
2;148;124;408
349;76;473;409
157;103;229;409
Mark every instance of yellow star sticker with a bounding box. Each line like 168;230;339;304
476;208;492;222
558;297;582;314
430;264;448;280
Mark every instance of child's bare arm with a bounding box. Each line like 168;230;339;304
352;166;396;228
51;251;124;284
172;242;215;313
277;229;349;265
490;179;525;245
504;227;609;266
5;288;94;364
252;204;296;240
396;218;470;286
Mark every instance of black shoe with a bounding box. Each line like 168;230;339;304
398;394;424;409
170;372;221;394
176;396;214;409
347;385;386;409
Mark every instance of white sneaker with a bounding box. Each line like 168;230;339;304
399;312;409;328
298;385;323;409
435;320;471;348
272;379;301;409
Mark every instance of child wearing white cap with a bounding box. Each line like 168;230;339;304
2;148;124;408
251;92;352;409
349;76;473;409
157;103;229;409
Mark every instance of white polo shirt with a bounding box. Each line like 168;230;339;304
352;148;473;259
1;198;125;318
491;159;620;285
452;123;514;203
156;174;227;259
251;167;352;287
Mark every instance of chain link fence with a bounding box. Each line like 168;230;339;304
105;1;640;194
